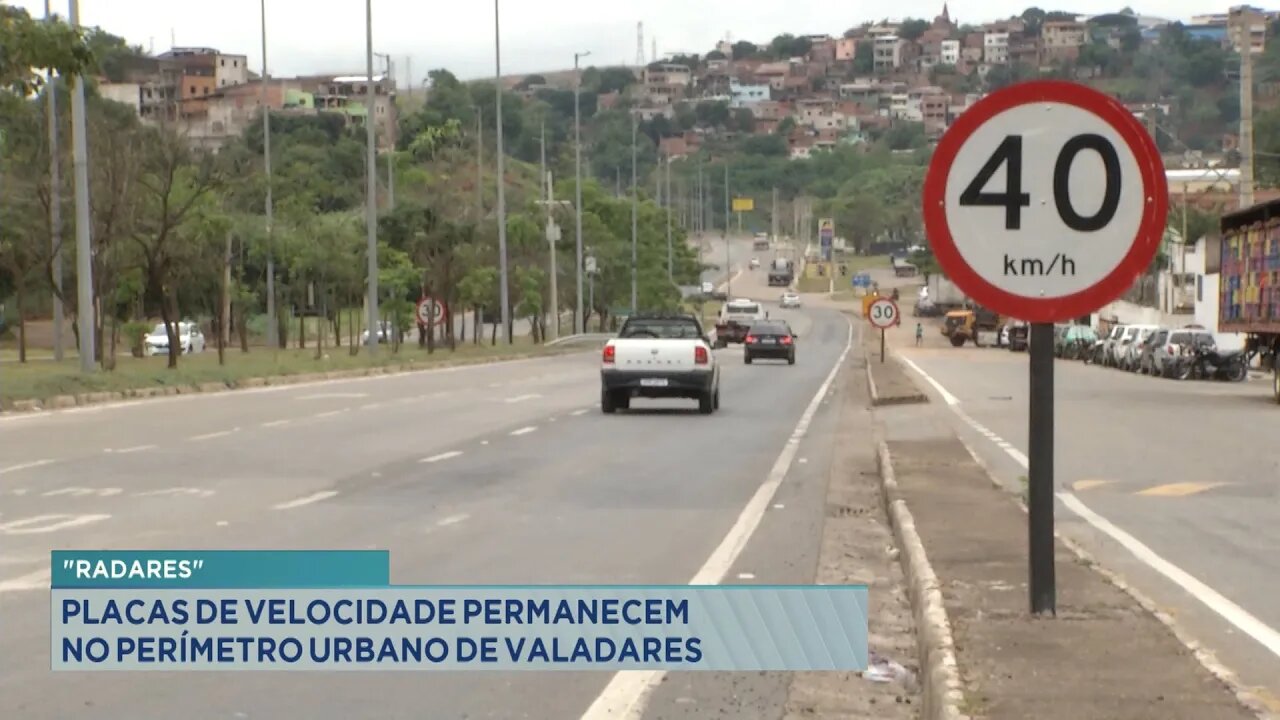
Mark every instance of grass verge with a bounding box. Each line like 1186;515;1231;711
797;275;831;293
1;337;574;406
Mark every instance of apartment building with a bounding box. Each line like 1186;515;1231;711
1009;34;1041;66
730;78;771;107
643;63;693;86
299;74;398;150
983;32;1009;64
1041;20;1089;61
1227;6;1268;54
940;39;960;65
874;35;903;71
835;37;857;61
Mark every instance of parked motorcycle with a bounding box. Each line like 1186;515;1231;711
1082;338;1107;365
1172;346;1249;382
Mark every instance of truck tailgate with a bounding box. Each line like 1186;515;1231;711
609;339;702;371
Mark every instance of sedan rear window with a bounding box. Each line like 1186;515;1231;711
750;323;789;335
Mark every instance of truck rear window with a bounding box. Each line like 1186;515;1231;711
619;320;702;339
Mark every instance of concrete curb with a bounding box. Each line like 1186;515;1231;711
954;439;1280;720
864;350;881;406
874;439;970;720
863;346;928;407
0;347;587;416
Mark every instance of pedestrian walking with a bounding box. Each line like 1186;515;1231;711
915;323;923;347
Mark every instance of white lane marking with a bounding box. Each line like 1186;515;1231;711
480;440;490;446
314;410;346;418
216;520;229;527
580;314;853;720
114;445;156;454
798;457;808;464
504;394;542;404
261;419;291;428
772;503;785;509
421;451;464;464
488;382;501;388
510;426;537;436
297;392;368;400
437;513;470;527
137;487;215;498
0;569;51;593
0;514;111;535
1058;493;1280;659
358;403;382;411
42;487;123;498
898;354;960;405
0;460;54;476
570;409;589;416
189;428;239;441
902;353;1280;664
736;572;756;580
273;491;338;510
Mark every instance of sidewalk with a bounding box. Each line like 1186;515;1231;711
884;435;1257;720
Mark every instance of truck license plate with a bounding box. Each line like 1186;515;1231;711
640;378;668;387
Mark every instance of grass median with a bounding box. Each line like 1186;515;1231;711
0;337;574;406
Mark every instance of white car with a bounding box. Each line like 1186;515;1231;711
600;313;720;414
144;322;205;356
749;257;761;269
780;292;802;309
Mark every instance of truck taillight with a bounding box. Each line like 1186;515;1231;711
694;346;709;365
603;345;615;364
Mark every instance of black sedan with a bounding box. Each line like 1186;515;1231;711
743;321;797;365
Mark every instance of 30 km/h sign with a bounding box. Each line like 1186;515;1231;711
416;297;446;327
867;298;899;329
922;80;1166;323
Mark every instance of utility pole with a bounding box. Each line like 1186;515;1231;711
45;0;64;361
494;0;511;344
616;167;621;197
476;107;483;216
630;114;638;313
260;0;277;348
375;53;396;210
541;124;559;341
69;0;94;373
771;187;778;243
1240;13;1256;208
723;163;731;297
573;50;590;336
363;0;379;353
666;156;673;282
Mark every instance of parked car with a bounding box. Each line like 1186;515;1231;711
144;321;205;356
1059;325;1098;360
1100;325;1128;367
360;321;403;345
1136;327;1170;375
1118;324;1160;371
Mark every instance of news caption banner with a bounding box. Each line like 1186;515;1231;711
51;551;868;671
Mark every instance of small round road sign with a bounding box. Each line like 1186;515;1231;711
416;297;446;326
867;298;899;329
922;80;1167;323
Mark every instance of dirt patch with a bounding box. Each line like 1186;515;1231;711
782;364;921;720
886;437;1257;720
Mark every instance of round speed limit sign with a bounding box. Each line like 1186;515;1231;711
922;80;1166;323
867;298;899;329
416;297;446;326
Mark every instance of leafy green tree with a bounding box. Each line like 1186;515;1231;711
898;19;930;41
853;42;874;74
0;5;96;94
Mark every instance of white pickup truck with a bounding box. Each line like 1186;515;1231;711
600;313;721;414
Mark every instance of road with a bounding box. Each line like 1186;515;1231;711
888;340;1280;705
0;260;855;719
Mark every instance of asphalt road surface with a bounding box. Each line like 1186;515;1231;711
0;261;853;719
887;342;1280;706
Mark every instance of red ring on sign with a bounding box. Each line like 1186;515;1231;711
921;80;1167;324
868;298;899;329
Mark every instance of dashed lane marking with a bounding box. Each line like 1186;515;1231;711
0;569;51;594
313;410;346;419
0;514;111;535
1072;480;1115;492
189;428;239;441
420;451;464;464
504;394;542;404
273;491;338;510
436;513;470;527
113;445;156;454
261;419;291;428
136;487;215;498
0;460;54;476
42;487;123;498
510;426;537;436
570;409;589;416
1136;482;1227;498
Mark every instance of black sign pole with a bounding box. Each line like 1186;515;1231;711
1027;321;1056;615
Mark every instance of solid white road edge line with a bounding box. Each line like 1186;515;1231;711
578;313;853;720
272;491;338;510
899;353;1280;663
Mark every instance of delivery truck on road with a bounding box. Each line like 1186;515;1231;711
767;257;794;287
1219;199;1280;403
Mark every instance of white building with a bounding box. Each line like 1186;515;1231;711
874;35;903;71
983;32;1009;64
729;79;771;107
940;40;960;65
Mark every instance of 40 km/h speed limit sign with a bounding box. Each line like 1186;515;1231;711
867;298;899;329
922;80;1166;324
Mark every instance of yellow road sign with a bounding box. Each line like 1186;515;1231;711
731;197;754;212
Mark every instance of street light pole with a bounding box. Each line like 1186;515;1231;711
260;0;277;348
630;113;638;313
665;155;673;282
363;0;379;353
723;162;731;297
494;0;511;344
573;50;590;335
69;0;94;373
45;0;64;362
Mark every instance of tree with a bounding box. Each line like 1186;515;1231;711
898;19;930;41
0;5;96;94
853;42;874;74
732;108;756;133
731;41;759;60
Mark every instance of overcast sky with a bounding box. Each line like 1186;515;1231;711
14;1;1243;83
